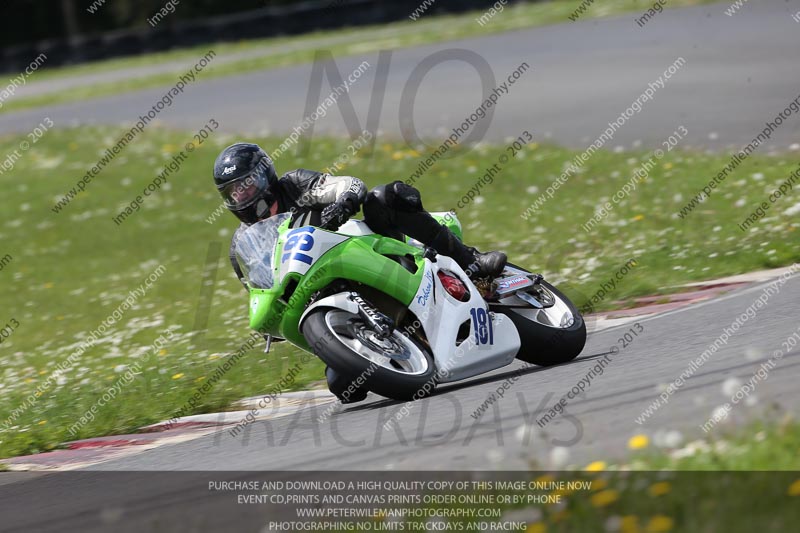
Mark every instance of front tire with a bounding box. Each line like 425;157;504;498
302;308;437;401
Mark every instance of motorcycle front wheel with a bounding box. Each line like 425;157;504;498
302;307;437;401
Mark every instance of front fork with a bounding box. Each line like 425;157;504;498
348;292;395;340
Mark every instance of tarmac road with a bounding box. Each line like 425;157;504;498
1;273;798;531
0;0;799;151
78;273;800;472
2;1;800;530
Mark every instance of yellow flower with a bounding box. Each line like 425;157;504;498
159;349;168;356
628;434;649;450
648;482;671;497
590;489;619;507
526;523;546;533
585;461;606;472
43;282;54;289
391;151;404;160
592;478;608;491
645;515;674;532
195;376;206;382
663;162;673;170
632;214;645;222
621;515;640;533
171;373;184;380
38;420;47;425
788;479;800;496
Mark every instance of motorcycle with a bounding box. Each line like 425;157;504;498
234;211;586;401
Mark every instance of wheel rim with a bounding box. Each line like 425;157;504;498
508;285;576;329
324;310;430;375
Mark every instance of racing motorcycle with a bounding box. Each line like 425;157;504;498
234;212;586;401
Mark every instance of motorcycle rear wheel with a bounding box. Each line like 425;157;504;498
492;267;587;366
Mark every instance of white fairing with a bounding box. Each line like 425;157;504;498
337;219;375;236
297;257;521;384
407;257;520;383
277;226;348;283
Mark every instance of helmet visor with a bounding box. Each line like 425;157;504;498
219;170;272;211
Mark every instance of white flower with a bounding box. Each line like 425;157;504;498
514;424;534;444
711;405;731;423
653;429;683;448
605;516;622;532
784;202;800;217
549;446;570;468
722;377;741;396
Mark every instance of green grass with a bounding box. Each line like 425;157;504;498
0;126;798;459
0;0;715;114
624;418;800;470
362;422;800;532
535;421;800;531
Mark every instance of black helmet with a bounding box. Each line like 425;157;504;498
213;143;279;224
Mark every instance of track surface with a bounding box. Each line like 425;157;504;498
2;2;800;530
78;275;800;471
1;1;799;150
1;276;798;532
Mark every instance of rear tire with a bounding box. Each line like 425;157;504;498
495;278;587;366
303;308;437;401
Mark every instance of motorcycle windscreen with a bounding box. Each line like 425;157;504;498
233;212;291;289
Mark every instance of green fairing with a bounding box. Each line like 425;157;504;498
249;232;425;350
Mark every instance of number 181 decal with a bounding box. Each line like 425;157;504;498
470;307;494;345
282;227;316;265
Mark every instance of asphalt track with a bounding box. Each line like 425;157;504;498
2;1;800;530
1;0;799;150
79;274;800;471
1;274;799;531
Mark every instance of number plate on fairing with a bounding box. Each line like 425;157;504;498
495;274;534;295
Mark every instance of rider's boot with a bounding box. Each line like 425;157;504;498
429;226;507;280
326;366;368;404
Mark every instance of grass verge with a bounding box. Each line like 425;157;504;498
0;126;797;459
0;0;715;114
372;421;800;532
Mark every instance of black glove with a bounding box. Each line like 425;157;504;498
320;192;359;231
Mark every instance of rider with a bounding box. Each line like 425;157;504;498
213;142;507;401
